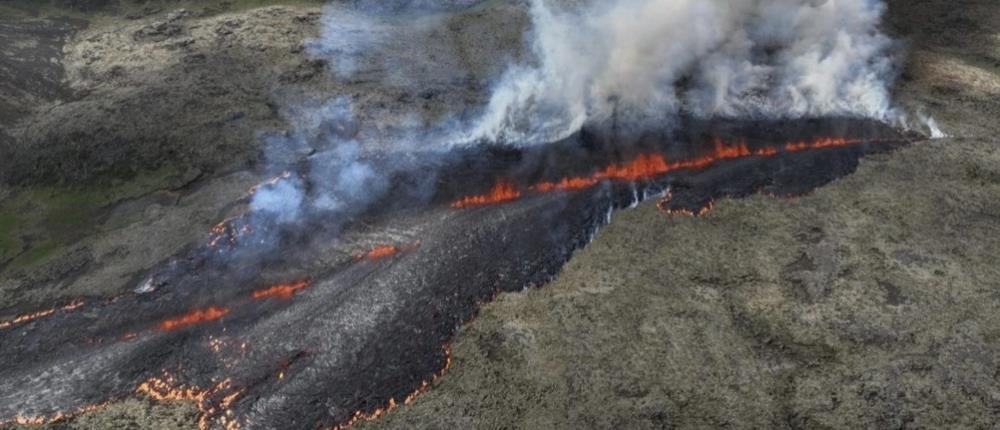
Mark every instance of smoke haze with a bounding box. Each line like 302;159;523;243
464;0;901;144
242;0;924;238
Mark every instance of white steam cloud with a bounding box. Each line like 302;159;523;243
461;0;902;145
240;0;938;243
246;98;390;237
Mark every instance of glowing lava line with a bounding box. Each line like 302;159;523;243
657;196;716;218
137;374;243;430
331;344;453;430
451;137;873;207
0;299;85;330
450;179;522;208
785;137;862;152
5;403;114;427
357;245;402;260
354;242;421;261
250;279;312;300
157;307;230;332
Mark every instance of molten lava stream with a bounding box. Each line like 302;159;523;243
355;242;421;261
137;374;243;430
450;179;522;208
532;139;770;193
0;299;85;330
331;344;453;430
157;306;230;332
785;137;862;152
356;245;401;260
250;279;312;300
453;136;877;207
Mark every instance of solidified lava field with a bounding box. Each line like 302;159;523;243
0;118;912;429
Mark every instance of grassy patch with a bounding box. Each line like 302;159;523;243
0;0;326;21
0;165;180;273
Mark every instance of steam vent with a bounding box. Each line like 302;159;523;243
1;1;998;429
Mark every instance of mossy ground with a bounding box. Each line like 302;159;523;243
0;0;325;21
0;165;180;273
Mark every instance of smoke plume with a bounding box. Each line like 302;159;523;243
463;0;902;145
240;0;924;241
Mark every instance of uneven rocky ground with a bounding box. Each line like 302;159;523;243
0;0;526;318
0;0;998;429
358;0;1000;428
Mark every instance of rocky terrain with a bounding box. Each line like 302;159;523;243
0;0;526;318
358;1;1000;428
0;0;997;429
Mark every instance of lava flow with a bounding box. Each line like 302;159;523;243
331;344;453;430
785;137;862;152
157;306;230;332
251;279;312;300
137;374;243;430
657;195;717;218
454;136;878;207
8;403;114;427
354;242;421;261
0;299;85;330
450;179;522;208
0;119;910;430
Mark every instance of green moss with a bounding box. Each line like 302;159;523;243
0;165;180;273
0;0;325;21
0;211;22;263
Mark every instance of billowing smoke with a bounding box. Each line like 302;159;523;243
237;0;933;245
251;176;305;225
237;97;398;252
462;0;902;145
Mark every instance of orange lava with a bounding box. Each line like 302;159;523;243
331;344;453;430
138;374;243;430
250;279;312;300
657;200;716;218
354;242;421;261
785;137;862;152
0;309;55;330
208;217;253;249
532;139;768;193
157;306;230;332
450;179;522;208
357;245;401;260
5;403;113;427
656;188;806;219
454;136;877;207
0;299;85;330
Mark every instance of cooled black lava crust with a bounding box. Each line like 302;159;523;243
0;118;911;429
